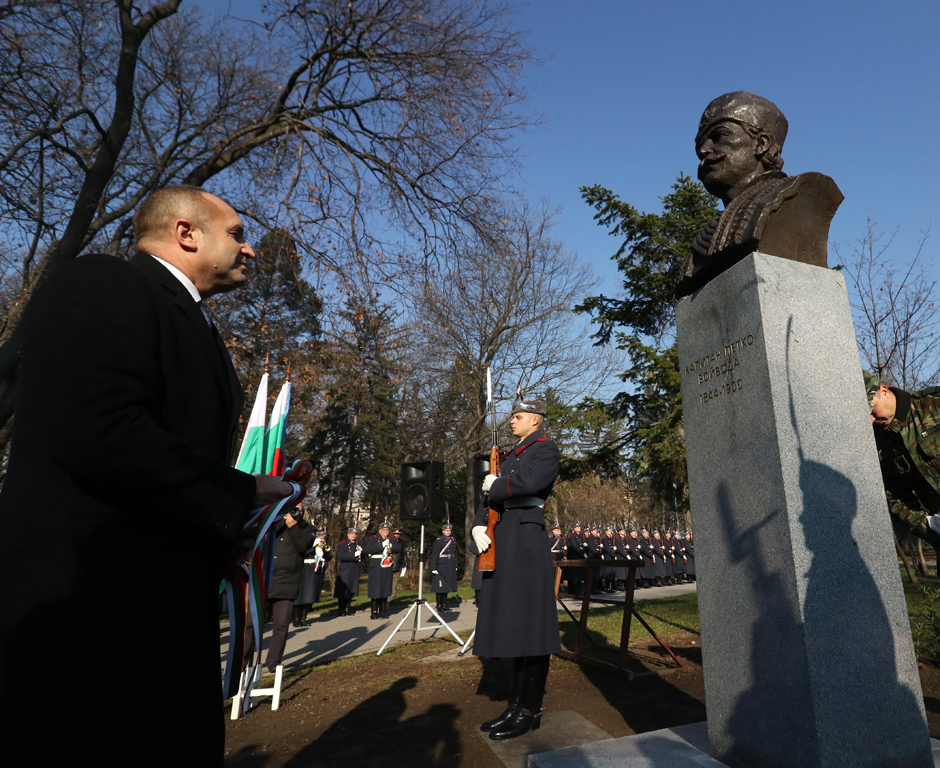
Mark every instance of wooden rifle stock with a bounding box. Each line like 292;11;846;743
476;444;500;572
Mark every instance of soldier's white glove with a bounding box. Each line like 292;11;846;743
355;545;363;558
383;539;391;551
315;546;323;557
481;474;497;495
432;570;439;575
472;525;492;552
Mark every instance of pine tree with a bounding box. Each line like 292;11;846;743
577;174;719;511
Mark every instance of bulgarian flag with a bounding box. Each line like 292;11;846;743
264;379;291;476
235;372;269;474
222;371;269;699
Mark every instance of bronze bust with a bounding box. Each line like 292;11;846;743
677;91;843;297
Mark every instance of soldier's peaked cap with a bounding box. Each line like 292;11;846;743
379;521;391;529
442;522;453;531
347;527;357;534
512;399;547;416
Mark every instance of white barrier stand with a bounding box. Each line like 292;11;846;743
230;664;283;719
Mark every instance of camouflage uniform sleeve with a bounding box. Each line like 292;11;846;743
884;488;940;550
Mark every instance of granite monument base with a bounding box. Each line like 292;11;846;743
676;252;932;768
527;724;940;768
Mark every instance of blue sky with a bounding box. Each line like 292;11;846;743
201;0;940;297
512;0;940;293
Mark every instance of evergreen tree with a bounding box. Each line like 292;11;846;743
576;174;719;511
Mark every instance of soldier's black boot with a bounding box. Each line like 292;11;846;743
380;598;389;618
336;598;347;616
441;592;452;612
370;599;379;619
490;655;548;740
292;605;307;628
481;657;524;731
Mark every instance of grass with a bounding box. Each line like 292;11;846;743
558;593;701;650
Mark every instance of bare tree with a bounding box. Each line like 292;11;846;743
837;219;940;389
406;201;623;549
0;0;532;436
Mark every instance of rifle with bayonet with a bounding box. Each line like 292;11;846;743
477;367;499;572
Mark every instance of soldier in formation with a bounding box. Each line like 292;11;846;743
430;522;459;613
333;528;362;616
600;524;617;592
565;522;585;597
365;521;403;619
294;529;331;625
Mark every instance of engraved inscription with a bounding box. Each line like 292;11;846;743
684;333;757;405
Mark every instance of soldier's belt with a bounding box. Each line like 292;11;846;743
503;496;545;509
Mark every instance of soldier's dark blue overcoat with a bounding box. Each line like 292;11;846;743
472;430;561;658
565;531;585;582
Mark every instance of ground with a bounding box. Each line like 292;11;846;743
225;580;940;768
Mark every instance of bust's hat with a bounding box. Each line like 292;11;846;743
696;91;788;150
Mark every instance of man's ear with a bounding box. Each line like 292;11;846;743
755;132;772;159
174;218;199;252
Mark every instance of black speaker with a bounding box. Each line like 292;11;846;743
472;452;491;511
400;461;445;519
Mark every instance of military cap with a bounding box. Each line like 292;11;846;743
379;520;391;529
572;521;582;528
617;524;627;532
551;522;561;530
316;530;327;537
696;91;788;150
346;527;357;534
863;370;882;406
512;398;547;416
442;522;453;532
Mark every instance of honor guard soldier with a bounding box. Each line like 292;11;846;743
683;533;696;581
614;524;630;590
565;522;586;597
549;523;565;563
638;528;656;588
652;530;668;586
471;398;560;740
430;522;459;612
365;521;403;619
663;530;678;585
295;530;332;624
601;524;617;592
333;528;362;616
390;528;407;598
585;526;602;594
626;527;648;587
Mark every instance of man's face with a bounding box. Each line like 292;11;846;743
630;530;638;539
871;385;897;426
379;526;389;538
510;411;540;439
696;119;764;203
347;532;357;541
193;194;256;296
443;528;452;536
573;526;581;534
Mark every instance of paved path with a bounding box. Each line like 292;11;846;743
220;583;697;673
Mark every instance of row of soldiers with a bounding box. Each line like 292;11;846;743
548;522;695;596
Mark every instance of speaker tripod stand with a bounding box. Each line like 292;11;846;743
376;523;464;655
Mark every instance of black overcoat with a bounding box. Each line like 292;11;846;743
652;538;668;578
626;535;647;570
430;535;459;592
472;430;561;658
0;254;256;766
684;539;696;576
601;534;616;580
549;533;565;562
565;531;585;582
333;538;363;599
296;545;332;605
639;537;657;579
365;534;403;598
268;520;316;600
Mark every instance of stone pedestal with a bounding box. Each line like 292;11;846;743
676;252;933;768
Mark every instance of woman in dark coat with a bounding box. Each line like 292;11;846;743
471;399;560;741
365;521;403;619
295;530;332;623
429;522;459;613
333;528;362;616
264;508;315;670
